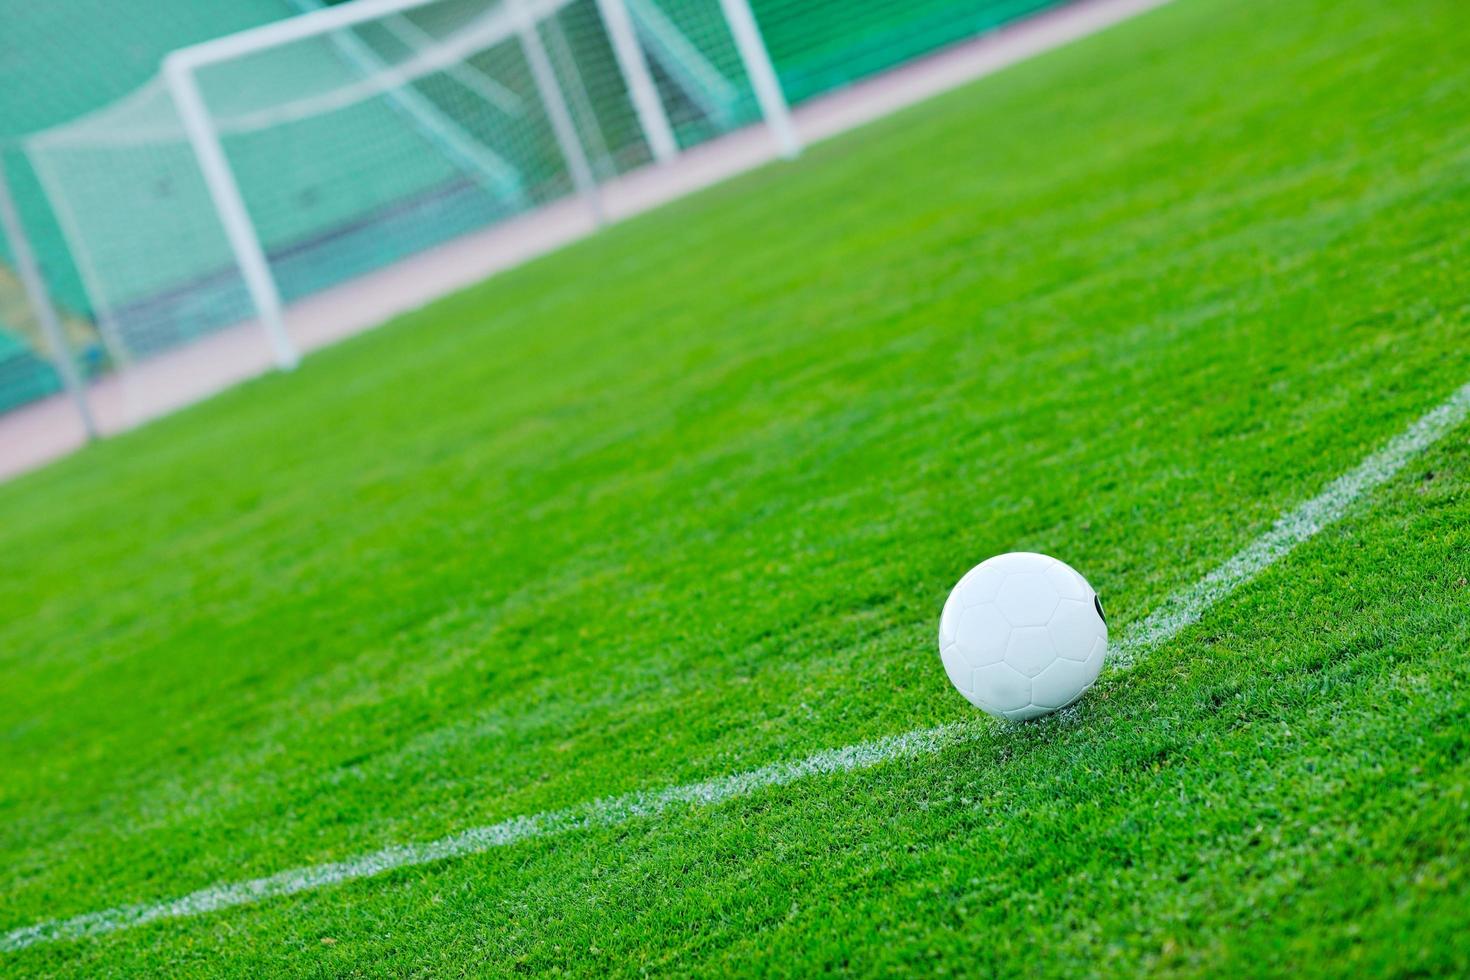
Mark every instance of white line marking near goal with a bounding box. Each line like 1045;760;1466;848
4;380;1468;954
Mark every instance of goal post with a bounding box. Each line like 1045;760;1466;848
163;54;299;371
717;0;798;158
158;0;478;372
28;0;802;382
593;0;678;163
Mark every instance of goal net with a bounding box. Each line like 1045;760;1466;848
25;0;785;372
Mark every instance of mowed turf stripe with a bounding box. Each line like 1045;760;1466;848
5;378;1468;954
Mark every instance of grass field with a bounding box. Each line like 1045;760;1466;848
3;0;1470;973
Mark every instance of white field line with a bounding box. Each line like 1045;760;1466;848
5;380;1469;953
1108;378;1470;669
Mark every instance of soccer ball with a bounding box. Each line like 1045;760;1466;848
938;552;1107;721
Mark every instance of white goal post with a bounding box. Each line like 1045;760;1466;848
153;0;797;371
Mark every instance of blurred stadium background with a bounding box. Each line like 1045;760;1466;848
0;0;1091;473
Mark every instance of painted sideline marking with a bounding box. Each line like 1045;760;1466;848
5;380;1468;953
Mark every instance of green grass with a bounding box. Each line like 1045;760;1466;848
3;0;1469;973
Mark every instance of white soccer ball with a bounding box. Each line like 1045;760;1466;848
938;552;1107;721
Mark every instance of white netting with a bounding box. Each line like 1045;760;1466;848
24;0;761;364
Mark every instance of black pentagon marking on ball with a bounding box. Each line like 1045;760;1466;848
1093;593;1107;624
